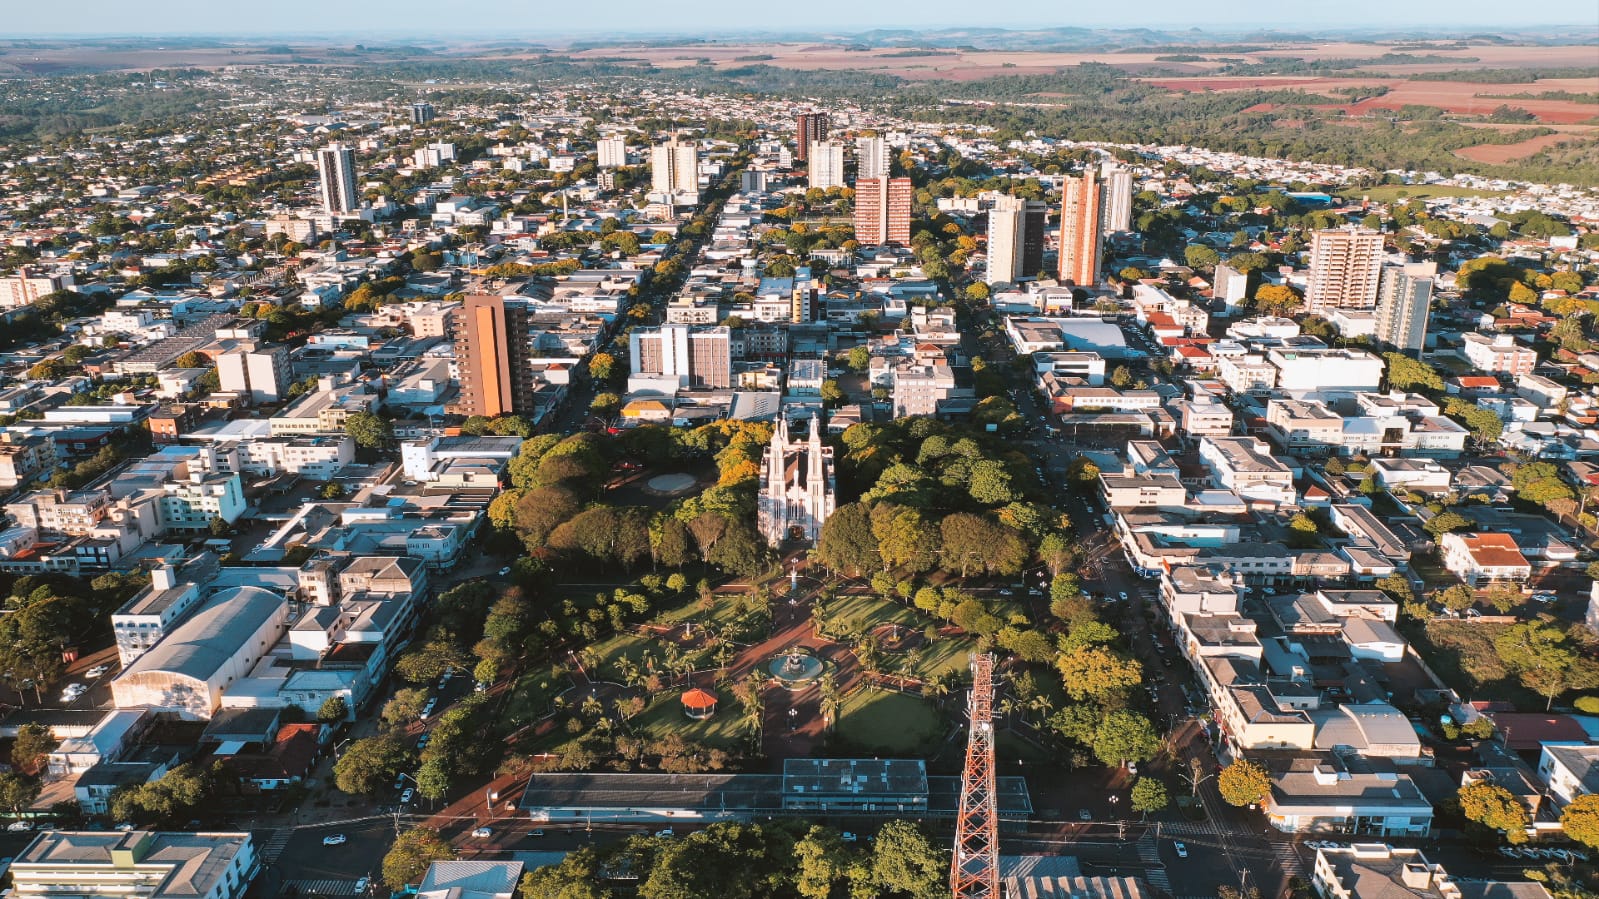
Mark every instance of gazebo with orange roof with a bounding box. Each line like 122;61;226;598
680;687;718;720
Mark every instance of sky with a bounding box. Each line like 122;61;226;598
5;0;1597;35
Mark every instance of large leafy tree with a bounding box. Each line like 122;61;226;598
382;828;456;890
1561;794;1599;849
1457;780;1529;844
332;735;410;795
1055;645;1142;701
1495;621;1584;710
1131;777;1170;814
1092;711;1161;767
1218;759;1271;808
815;502;880;575
867;821;946;899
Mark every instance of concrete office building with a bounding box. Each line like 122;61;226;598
808;140;845;190
596;136;626;169
315;143;357;216
10;830;258;899
1374;261;1436;353
1306;227;1384;313
216;347;292;406
409;102;435;125
854;176;913;245
987;195;1047;284
1059;168;1103;287
795;112;829;161
630;324;732;389
856;136;890;180
1100;164;1134;233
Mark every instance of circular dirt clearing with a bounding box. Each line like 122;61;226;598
645;473;697;494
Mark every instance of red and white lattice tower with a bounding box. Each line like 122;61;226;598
951;652;1001;899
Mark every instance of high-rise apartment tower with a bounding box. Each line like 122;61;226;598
854;177;913;246
1059;168;1102;287
1306;226;1385;313
316;143;358;216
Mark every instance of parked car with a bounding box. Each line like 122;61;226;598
1078;809;1092;822
114;823;134;832
400;789;415;805
322;834;347;846
84;665;109;679
841;832;858;843
6;822;32;832
655;828;675;838
471;827;492;838
1174;842;1188;858
497;567;512;577
527;829;545;838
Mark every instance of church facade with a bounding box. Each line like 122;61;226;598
757;414;836;546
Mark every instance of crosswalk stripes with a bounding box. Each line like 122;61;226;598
1135;835;1173;894
1154;820;1216;838
258;829;291;863
283;879;358;896
1273;842;1307;876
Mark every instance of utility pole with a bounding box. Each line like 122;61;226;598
951;653;1000;899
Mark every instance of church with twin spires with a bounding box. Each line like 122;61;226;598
757;414;837;546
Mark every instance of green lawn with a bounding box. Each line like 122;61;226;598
825;594;920;634
1335;184;1504;202
900;635;977;681
504;665;573;728
631;691;749;748
835;689;947;755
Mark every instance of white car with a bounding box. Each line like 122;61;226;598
355;877;370;893
655;828;675;838
498;566;512;577
400;789;415;804
60;684;86;702
84;665;109;679
322;834;347;846
471;827;492;838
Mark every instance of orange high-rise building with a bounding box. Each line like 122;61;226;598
854;177;913;245
1059;168;1103;287
450;294;518;418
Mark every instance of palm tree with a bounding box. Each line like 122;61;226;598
819;673;841;733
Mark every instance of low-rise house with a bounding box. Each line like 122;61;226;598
1439;532;1532;586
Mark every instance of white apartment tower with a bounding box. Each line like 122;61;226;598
1306;226;1385;313
856;136;890;181
1374;261;1437;353
650;137;699;197
316;143;358;216
808;140;845;190
1100;164;1134;233
597;137;627;169
757;415;836;547
987;195;1046;285
216;346;292;406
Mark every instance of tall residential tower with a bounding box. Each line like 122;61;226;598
1059;168;1102;287
1306;226;1385;313
315;143;358;216
1374;261;1437;353
854;177;913;245
795;112;830;162
987;196;1047;285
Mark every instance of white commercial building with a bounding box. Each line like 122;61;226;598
808;140;845;190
